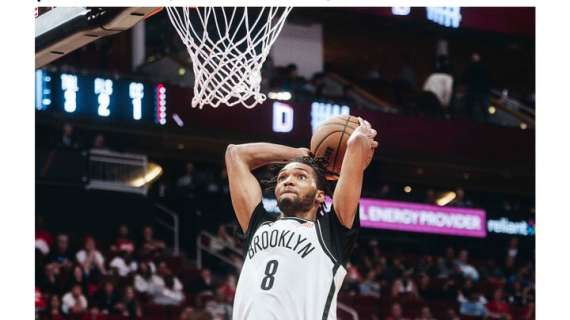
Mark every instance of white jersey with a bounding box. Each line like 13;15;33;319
233;202;359;320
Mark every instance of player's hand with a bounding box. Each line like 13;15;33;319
348;117;379;167
297;147;313;158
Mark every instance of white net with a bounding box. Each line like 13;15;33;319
166;7;293;109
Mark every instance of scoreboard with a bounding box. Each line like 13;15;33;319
35;69;167;125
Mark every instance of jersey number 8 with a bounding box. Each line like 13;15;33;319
261;260;279;290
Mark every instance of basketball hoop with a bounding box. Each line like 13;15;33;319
166;7;293;109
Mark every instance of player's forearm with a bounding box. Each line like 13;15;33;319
226;142;304;170
345;134;371;171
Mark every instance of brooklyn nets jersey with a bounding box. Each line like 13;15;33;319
233;202;359;320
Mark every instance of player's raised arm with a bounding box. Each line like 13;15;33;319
332;118;379;228
225;143;309;232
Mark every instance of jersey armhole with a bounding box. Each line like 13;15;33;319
242;202;273;257
317;204;360;266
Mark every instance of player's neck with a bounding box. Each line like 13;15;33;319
288;207;318;221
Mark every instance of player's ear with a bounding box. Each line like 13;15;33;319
316;189;325;204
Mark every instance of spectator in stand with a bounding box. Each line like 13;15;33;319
205;290;233;320
92;279;123;315
109;249;138;278
503;255;517;280
462;52;491;122
179;308;213;320
386;257;406;281
305;72;327;99
455;249;480;281
436;256;452;278
110;224;136;253
76;236;106;280
46;294;64;320
179;307;194;320
445;308;460;320
217;274;237;303
210;225;236;253
230;253;244;270
458;290;488;318
177;162;200;199
417;273;437;300
190;268;216;296
281;63;306;93
141;225;166;259
35;215;53;257
506;281;525;306
48;234;74;270
58;122;81;149
440;277;459;300
343;262;362;295
359;270;381;297
506;238;519;260
394;54;417;115
121;286;143;319
62;284;88;315
92;133;108;150
134;261;155;295
422;58;454;118
487;288;512;320
416;255;438;278
40;263;65;296
415;306;437;320
398;54;417;90
36;288;47;317
219;168;229;196
150;262;185;305
479;259;505;281
522;289;535;320
386;303;410;320
391;272;419;299
66;265;88;295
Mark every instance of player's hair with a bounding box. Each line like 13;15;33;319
262;156;333;197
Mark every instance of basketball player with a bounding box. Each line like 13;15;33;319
225;117;378;320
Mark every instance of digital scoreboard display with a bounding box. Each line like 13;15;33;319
35;69;167;126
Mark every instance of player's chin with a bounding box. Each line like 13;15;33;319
277;194;297;207
278;193;296;202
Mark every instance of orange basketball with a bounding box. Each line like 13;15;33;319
310;115;360;178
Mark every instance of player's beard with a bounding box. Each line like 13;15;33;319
278;189;317;217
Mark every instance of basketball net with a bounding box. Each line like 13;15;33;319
166;7;293;109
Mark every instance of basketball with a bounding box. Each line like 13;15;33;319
310;115;360;177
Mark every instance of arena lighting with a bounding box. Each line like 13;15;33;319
268;91;292;101
488;106;496;114
426;7;462;28
178;68;186;76
436;191;457;206
172;113;185;127
404;186;412;193
129;162;163;187
392;7;411;15
520;122;528;130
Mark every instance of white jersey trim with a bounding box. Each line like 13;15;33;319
316;219;338;264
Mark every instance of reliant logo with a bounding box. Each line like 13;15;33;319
487;218;535;236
